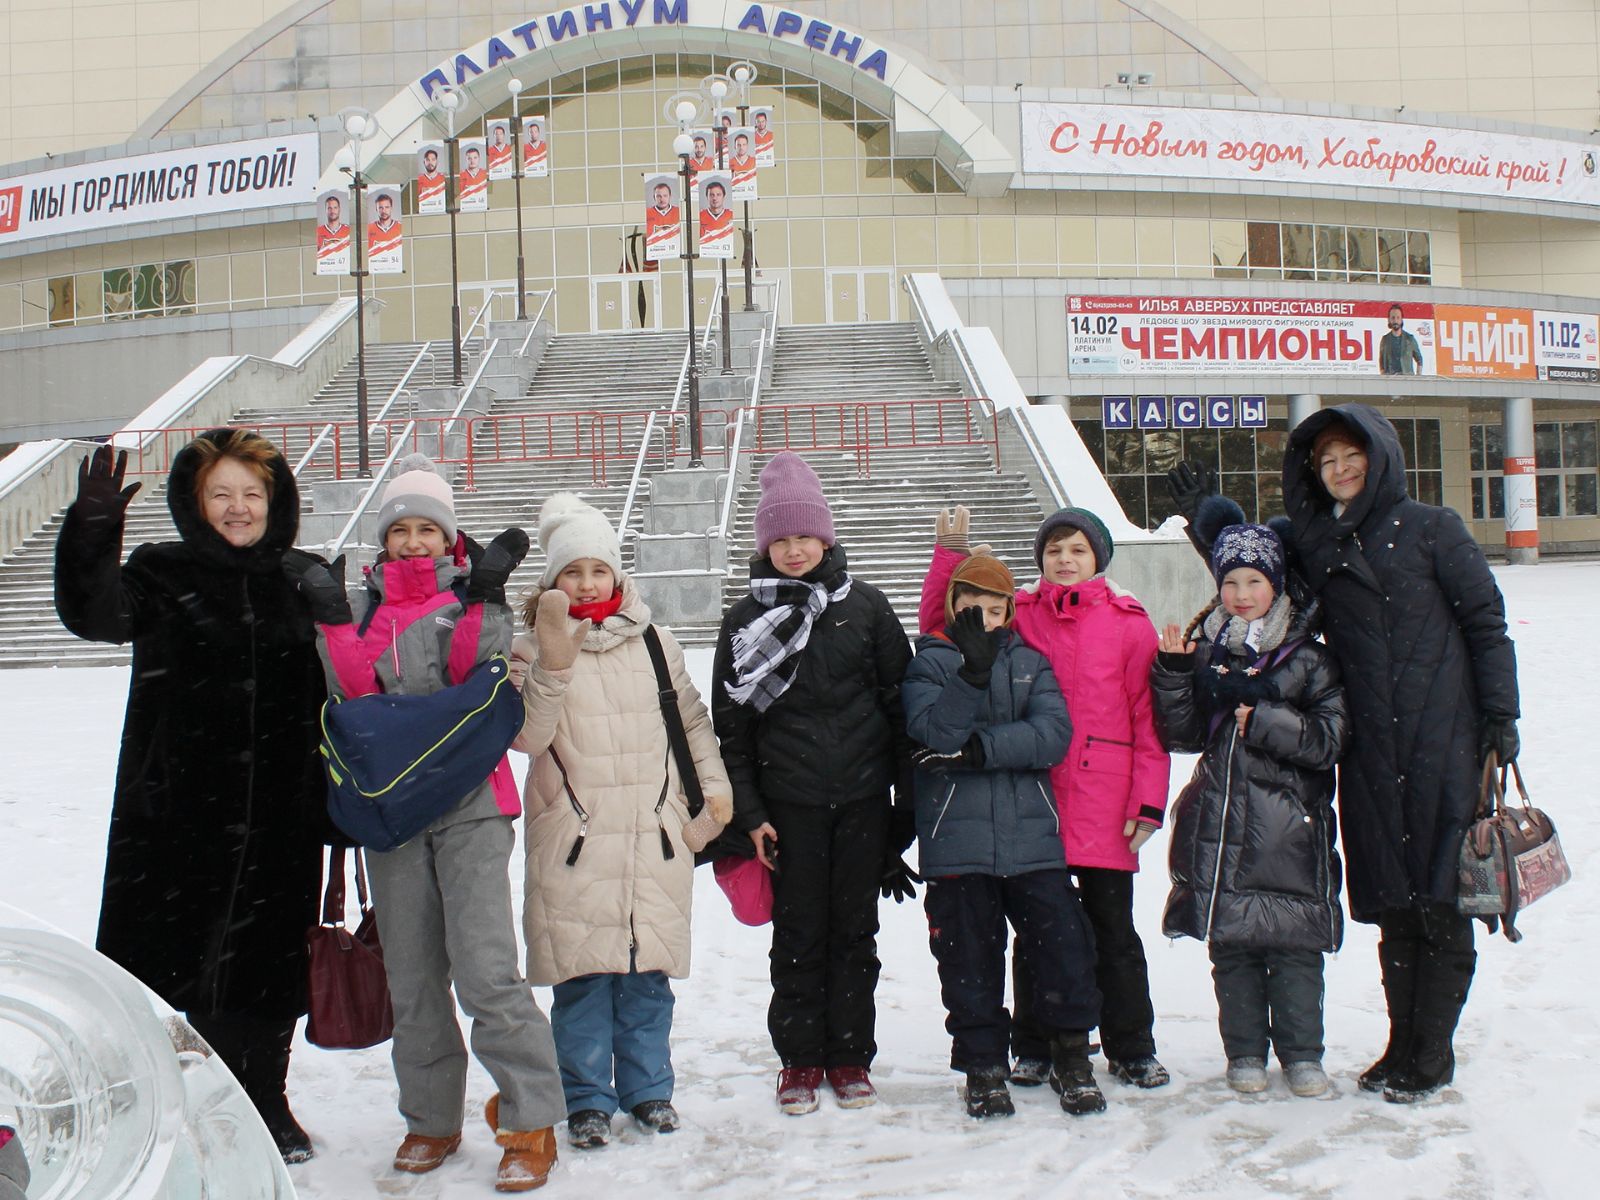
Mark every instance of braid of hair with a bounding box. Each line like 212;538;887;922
1184;596;1220;645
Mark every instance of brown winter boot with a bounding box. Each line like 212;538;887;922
392;1131;462;1174
485;1094;557;1192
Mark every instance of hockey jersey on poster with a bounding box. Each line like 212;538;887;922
728;127;759;201
416;143;446;215
521;116;549;177
458;138;489;211
697;173;734;260
366;186;403;275
313;189;350;275
643;174;681;262
485;120;514;180
751;107;777;167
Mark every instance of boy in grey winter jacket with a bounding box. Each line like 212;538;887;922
902;553;1104;1119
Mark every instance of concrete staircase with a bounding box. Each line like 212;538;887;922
0;332;690;667
683;322;1048;647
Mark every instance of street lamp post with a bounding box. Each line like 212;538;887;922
730;61;759;312
508;77;529;322
664;93;704;467
337;107;377;475
703;73;733;373
437;87;465;385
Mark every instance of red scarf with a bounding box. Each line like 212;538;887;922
568;593;623;624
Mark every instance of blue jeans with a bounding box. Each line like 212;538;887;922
550;967;675;1116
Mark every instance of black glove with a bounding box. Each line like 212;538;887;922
910;736;985;774
888;804;916;855
1480;717;1520;765
880;854;921;904
282;551;352;625
947;604;1002;688
467;527;530;605
1165;461;1218;523
74;445;142;530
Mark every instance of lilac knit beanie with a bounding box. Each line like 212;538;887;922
754;452;835;556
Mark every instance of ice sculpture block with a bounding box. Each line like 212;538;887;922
0;905;295;1198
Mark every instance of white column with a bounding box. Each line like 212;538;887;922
1502;396;1538;565
1287;393;1320;429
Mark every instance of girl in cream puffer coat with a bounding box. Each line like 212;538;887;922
512;493;732;1149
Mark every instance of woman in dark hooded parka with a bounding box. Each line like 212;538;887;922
54;430;331;1161
1277;402;1520;1102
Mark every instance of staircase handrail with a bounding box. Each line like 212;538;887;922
461;288;513;345
516;290;557;357
445;338;501;438
370;342;435;425
292;422;339;476
712;407;747;540
702;280;722;352
328;420;417;559
708;276;780;543
615;410;662;538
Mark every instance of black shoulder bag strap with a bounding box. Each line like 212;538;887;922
643;625;705;820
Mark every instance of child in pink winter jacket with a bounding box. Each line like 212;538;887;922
290;454;564;1191
920;505;1171;1091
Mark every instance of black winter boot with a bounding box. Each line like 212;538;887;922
1360;935;1421;1093
1048;1032;1106;1117
962;1068;1015;1119
1384;932;1475;1105
245;1020;314;1163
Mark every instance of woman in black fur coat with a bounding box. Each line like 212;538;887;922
54;430;332;1161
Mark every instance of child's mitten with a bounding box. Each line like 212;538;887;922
533;590;591;671
468;527;530;605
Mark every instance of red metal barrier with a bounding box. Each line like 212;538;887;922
104;398;995;491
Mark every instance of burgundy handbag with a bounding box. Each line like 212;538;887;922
305;846;395;1049
1456;754;1572;943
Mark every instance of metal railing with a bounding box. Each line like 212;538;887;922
710;277;783;542
328;421;418;559
744;397;998;479
515;290;557;358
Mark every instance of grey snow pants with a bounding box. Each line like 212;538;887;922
367;814;564;1137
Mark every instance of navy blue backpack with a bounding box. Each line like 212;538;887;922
319;654;523;851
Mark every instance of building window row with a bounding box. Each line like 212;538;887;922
1074;417;1442;530
1213;222;1430;285
1470;421;1599;520
46;262;196;326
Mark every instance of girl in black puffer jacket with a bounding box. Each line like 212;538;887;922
1150;512;1348;1100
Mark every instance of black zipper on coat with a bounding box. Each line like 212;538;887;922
551;748;590;865
656;745;674;861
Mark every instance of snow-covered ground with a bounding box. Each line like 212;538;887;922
2;562;1596;1198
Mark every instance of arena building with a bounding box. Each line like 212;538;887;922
3;0;1599;558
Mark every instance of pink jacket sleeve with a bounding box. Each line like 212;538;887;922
317;622;382;700
918;544;964;636
1122;615;1171;826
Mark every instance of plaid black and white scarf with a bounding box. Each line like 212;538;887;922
724;571;853;712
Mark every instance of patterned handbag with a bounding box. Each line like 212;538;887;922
1456;753;1572;942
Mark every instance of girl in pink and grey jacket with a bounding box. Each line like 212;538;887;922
292;454;564;1190
919;505;1171;1090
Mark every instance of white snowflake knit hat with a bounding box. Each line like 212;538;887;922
1210;523;1286;593
537;492;623;586
377;453;457;544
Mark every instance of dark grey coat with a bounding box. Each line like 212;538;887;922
903;631;1073;877
1151;605;1347;953
1283;403;1519;921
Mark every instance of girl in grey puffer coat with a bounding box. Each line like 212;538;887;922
1150;519;1348;1097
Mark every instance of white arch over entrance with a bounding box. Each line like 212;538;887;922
315;1;1017;196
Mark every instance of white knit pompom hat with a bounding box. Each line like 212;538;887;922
537;492;622;586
